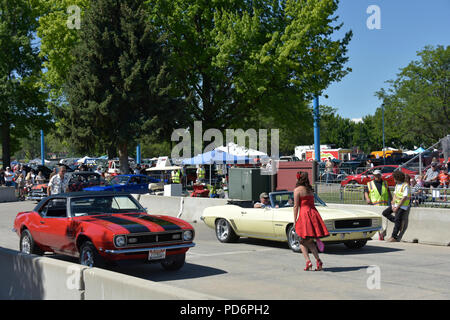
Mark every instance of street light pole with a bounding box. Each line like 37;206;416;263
313;95;320;162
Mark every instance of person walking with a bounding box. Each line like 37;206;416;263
382;170;410;242
293;171;329;271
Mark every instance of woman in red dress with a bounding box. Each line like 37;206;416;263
293;171;329;271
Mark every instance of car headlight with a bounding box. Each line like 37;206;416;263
114;235;126;247
183;230;193;241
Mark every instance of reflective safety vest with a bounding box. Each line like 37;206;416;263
171;170;181;184
197;168;205;179
394;183;410;207
367;180;390;206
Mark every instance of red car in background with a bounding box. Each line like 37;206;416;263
13;192;195;270
340;165;418;187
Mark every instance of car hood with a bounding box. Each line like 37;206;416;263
77;213;192;234
83;185;113;191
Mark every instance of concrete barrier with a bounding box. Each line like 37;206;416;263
0;247;86;300
83;267;221;300
0;187;17;203
326;203;450;246
0;247;221;300
137;194;228;222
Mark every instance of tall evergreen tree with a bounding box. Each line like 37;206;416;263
56;0;184;173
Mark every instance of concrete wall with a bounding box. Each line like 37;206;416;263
0;247;86;300
326;203;450;246
137;195;228;222
0;247;221;300
0;187;16;203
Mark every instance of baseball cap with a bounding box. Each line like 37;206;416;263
373;170;382;175
260;192;269;199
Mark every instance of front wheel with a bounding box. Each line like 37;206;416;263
161;253;185;271
79;241;105;267
287;225;301;252
344;239;367;249
215;218;239;243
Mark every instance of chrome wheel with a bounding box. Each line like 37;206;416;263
80;248;94;267
216;219;229;241
21;234;31;254
287;226;301;252
215;218;239;243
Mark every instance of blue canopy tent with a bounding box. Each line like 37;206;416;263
182;150;250;185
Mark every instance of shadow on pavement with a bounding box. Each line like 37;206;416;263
322;266;370;273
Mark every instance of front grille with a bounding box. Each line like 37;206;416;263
334;219;371;229
126;232;183;246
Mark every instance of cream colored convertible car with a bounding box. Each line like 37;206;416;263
201;191;382;251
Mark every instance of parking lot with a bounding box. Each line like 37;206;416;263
1;200;449;300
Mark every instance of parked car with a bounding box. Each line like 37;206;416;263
27;172;103;201
13;192;195;269
340;165;418;187
201;191;382;250
84;174;158;194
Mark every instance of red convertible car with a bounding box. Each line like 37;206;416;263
340;165;418;187
13;192;195;270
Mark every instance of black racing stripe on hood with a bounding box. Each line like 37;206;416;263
127;214;181;231
94;216;150;233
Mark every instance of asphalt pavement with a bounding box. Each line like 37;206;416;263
1;200;449;300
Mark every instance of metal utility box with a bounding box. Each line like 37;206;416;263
228;168;271;201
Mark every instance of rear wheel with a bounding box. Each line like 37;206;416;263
344;239;367;249
215;218;239;243
20;229;43;255
161;253;185;271
287;225;301;252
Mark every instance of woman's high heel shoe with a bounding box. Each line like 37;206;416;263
315;259;323;271
304;260;313;271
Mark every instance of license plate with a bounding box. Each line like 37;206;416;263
148;249;166;261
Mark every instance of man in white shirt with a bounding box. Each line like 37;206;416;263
4;167;14;187
47;166;69;196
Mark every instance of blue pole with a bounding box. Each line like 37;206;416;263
40;130;45;166
136;144;141;165
313;96;320;162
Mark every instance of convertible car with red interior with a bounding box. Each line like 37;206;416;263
13;192;195;270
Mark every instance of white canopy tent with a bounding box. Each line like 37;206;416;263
214;142;268;158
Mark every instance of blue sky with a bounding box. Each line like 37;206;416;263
322;0;450;121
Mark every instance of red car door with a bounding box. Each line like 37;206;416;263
37;198;76;254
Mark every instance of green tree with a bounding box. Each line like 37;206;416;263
57;0;182;173
376;45;449;148
0;0;50;168
148;0;352;131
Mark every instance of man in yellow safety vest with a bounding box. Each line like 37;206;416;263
364;170;392;206
171;169;181;184
364;170;392;240
382;170;410;242
196;165;205;183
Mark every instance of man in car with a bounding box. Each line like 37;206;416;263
254;192;270;208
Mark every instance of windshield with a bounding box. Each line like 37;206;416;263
109;176;129;185
270;192;326;208
70;195;143;216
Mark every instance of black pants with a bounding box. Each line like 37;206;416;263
382;206;407;239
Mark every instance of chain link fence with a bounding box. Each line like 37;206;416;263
316;182;450;208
